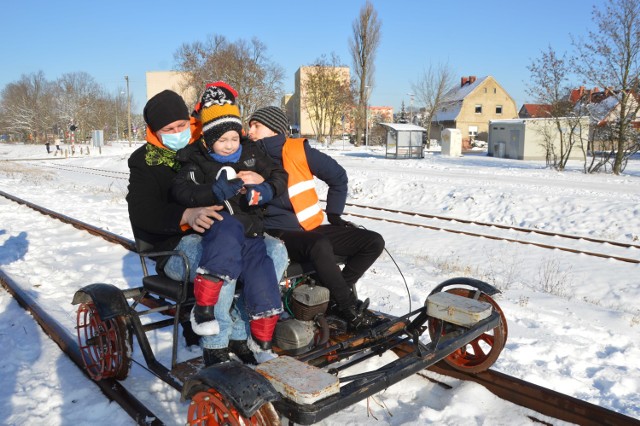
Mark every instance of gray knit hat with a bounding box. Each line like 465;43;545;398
249;106;289;136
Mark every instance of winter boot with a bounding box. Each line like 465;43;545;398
203;347;230;367
229;339;258;365
181;320;200;347
248;315;280;363
339;298;386;331
191;274;224;336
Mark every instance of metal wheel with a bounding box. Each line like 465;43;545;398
76;302;132;381
428;288;508;373
187;389;280;426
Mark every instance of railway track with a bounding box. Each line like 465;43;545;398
1;190;638;425
12;162;640;263
341;202;640;265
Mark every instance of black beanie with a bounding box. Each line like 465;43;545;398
143;90;189;132
249;106;289;136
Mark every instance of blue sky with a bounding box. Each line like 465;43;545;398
1;0;600;115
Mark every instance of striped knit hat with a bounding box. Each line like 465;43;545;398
199;81;242;149
249;106;289;136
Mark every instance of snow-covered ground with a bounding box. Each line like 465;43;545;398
0;141;639;425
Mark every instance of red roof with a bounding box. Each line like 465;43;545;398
520;104;552;118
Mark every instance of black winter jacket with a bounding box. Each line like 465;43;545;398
126;144;192;259
172;138;288;237
257;134;348;231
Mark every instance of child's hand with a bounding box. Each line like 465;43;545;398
212;169;243;201
237;170;265;185
245;183;274;206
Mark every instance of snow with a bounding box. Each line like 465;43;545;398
0;141;639;425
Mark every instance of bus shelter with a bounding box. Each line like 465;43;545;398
379;123;426;159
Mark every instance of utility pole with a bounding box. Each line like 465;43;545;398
125;75;132;147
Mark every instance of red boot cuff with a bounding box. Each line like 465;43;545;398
250;315;280;343
194;274;223;306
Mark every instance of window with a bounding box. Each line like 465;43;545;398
475;104;482;114
494;88;497;94
496;105;503;114
468;126;478;138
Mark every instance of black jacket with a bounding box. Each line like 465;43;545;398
172;137;288;236
126;144;191;257
257;134;348;231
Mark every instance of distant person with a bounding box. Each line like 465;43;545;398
127;90;287;362
44;139;51;154
172;82;286;365
247;106;386;331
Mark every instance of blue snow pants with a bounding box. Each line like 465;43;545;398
199;212;282;319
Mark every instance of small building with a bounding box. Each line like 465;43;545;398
379;123;425;159
488;118;588;161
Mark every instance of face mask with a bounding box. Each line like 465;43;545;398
160;127;191;151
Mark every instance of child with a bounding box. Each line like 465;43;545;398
172;82;286;365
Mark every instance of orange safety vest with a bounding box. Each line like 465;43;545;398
282;138;325;230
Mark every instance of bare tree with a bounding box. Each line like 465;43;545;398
174;35;285;125
572;0;640;174
54;72;105;141
412;62;455;148
527;46;587;170
301;54;354;143
349;1;381;146
0;71;56;143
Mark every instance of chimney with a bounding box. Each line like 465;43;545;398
469;76;477;84
461;77;469;87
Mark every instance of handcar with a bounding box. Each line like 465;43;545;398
71;235;508;425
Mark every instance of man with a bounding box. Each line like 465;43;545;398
127;90;287;363
246;106;385;330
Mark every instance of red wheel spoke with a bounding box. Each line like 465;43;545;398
187;389;279;426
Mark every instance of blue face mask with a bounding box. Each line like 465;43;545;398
160;127;191;151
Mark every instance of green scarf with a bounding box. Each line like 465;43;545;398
145;143;181;171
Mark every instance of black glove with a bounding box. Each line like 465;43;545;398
211;169;243;201
245;182;274;206
327;213;355;227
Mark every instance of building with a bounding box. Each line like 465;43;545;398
146;71;197;107
488;118;588;161
431;76;518;148
288;66;351;137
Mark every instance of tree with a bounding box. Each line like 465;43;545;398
349;1;381;146
572;0;640;174
0;71;56;142
174;35;285;125
301;54;354;143
412;62;455;148
55;72;105;141
526;46;587;170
